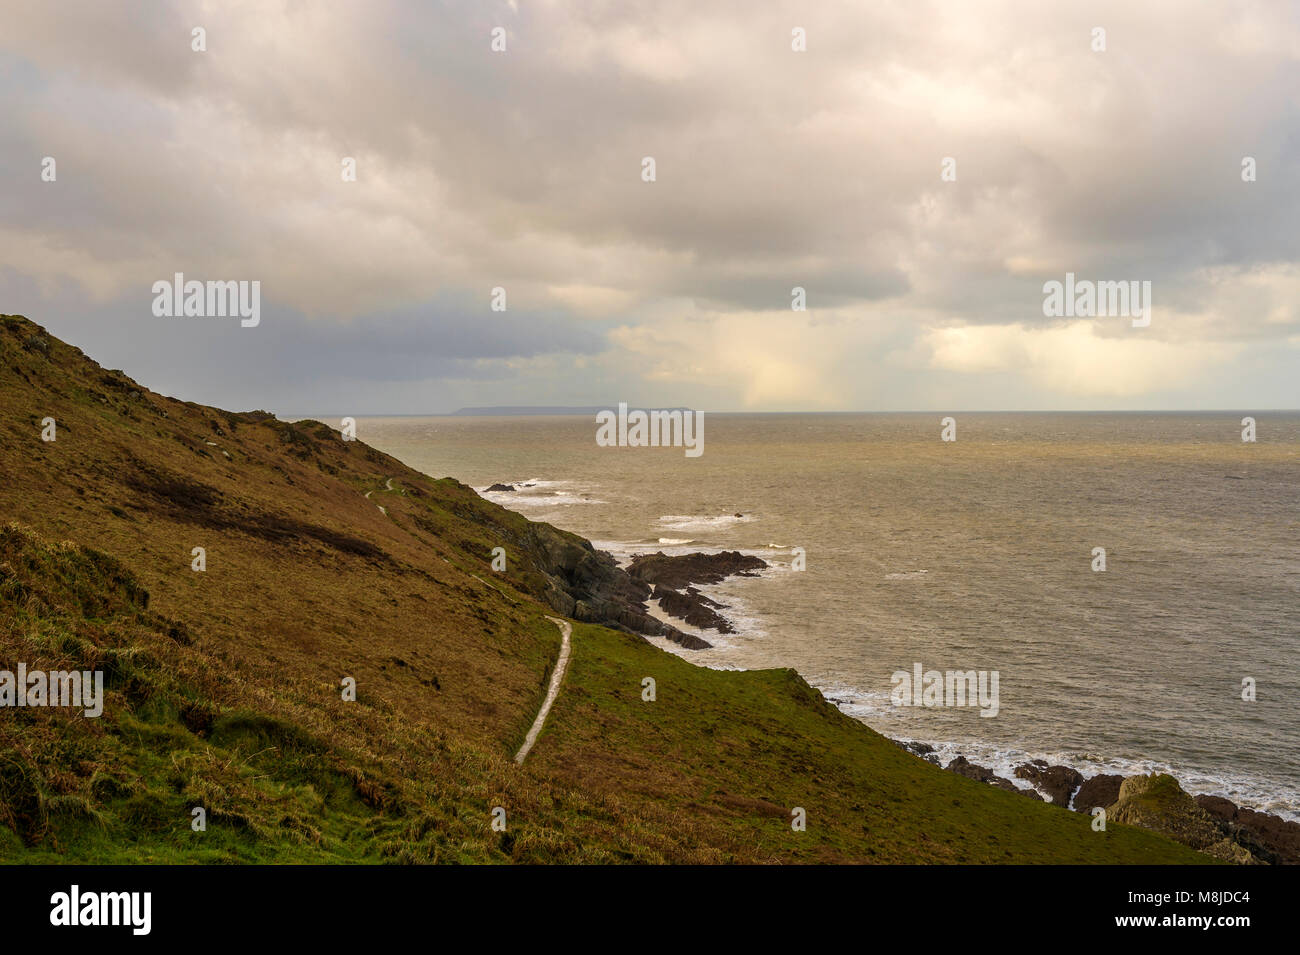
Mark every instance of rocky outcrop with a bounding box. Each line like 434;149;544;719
628;550;767;589
485;483;515;492
1073;774;1124;814
1013;760;1083;807
650;584;736;632
1195;794;1300;865
891;739;938;762
522;524;712;649
890;736;1294;864
625;551;767;633
1106;774;1257;864
946;756;1042;800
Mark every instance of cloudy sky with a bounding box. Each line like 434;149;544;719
2;0;1298;413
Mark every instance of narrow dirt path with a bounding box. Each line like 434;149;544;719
357;476;565;761
513;616;572;765
470;573;518;605
365;478;393;514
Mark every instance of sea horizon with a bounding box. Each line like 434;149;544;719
287;408;1300;418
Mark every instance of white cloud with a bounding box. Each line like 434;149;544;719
922;320;1236;397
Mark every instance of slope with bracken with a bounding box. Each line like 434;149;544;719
0;314;1208;862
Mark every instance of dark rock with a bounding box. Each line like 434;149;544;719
628;550;767;590
623;551;767;634
946;755;997;782
521;523;712;649
900;740;934;756
891;739;943;766
659;628;712;651
651;584;735;632
1073;774;1124;814
485;483;515;492
1014;762;1084;807
1195;794;1300;865
946;756;1042;799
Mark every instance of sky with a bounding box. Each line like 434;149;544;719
2;0;1298;414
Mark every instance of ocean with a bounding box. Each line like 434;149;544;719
350;411;1300;818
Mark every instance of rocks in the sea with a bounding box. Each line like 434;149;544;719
485;483;515;492
892;743;1294;864
1013;760;1083;807
890;739;940;764
628;550;767;589
1106;774;1257;864
946;756;1042;800
944;755;986;779
655;626;712;651
650;583;736;633
1073;774;1124;814
1195;794;1300;866
625;551;767;633
517;521;713;649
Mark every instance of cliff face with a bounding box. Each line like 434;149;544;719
523;526;711;649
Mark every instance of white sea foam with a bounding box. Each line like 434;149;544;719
656;513;754;532
817;683;1300;821
477;478;605;507
590;533;777;650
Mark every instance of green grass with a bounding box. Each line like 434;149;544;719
530;623;1214;864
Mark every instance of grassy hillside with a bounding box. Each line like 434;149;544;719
0;314;1209;863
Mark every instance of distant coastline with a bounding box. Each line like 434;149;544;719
450;406;609;416
449;405;699;416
